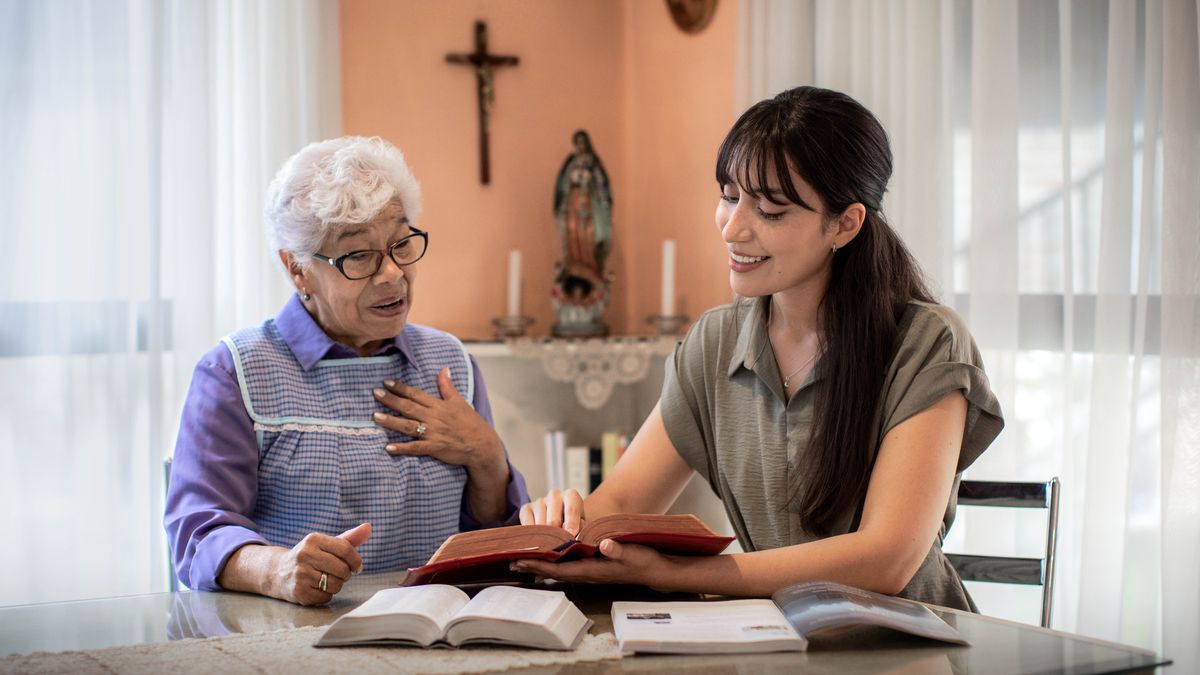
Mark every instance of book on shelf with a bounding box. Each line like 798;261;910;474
588;446;603;493
599;432;625;480
400;513;734;586
565;445;592;497
543;430;566;492
611;580;969;654
315;585;591;650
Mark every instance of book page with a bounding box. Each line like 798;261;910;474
772;581;967;645
453;586;564;626
349;585;470;630
314;585;471;647
427;525;572;563
446;587;591;650
579;513;714;544
611;600;807;654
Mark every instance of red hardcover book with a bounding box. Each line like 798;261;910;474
400;514;734;587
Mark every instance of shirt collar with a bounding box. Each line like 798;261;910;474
727;296;772;378
726;295;822;400
275;293;416;371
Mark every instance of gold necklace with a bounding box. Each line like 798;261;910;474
782;350;818;390
769;300;821;390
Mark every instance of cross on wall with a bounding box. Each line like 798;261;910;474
445;21;520;185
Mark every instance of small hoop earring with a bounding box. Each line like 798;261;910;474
831;244;839;253
301;290;312;302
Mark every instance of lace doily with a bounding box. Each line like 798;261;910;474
506;337;677;410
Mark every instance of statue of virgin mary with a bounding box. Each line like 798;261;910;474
552;130;613;337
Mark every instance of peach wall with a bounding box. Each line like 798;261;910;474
340;0;736;338
621;0;737;331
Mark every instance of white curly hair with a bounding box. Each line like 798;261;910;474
265;136;422;269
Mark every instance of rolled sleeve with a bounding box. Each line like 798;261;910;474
660;310;725;484
163;343;267;591
880;305;1004;472
660;346;712;481
459;355;529;529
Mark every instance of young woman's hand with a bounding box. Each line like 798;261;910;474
511;539;676;591
519;488;585;536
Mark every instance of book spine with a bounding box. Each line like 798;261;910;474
565;445;591;497
600;431;621;480
588;446;603;493
544;430;567;492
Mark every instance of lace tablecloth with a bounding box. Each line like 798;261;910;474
0;625;623;674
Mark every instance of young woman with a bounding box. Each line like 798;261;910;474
517;86;1003;611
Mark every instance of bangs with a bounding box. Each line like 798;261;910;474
715;107;814;210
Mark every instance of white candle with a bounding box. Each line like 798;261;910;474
661;239;676;317
506;249;522;317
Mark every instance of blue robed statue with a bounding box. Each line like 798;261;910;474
552;130;613;337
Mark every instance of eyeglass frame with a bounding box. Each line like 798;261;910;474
310;227;429;280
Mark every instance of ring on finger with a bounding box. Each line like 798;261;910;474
319;572;328;592
414;421;427;438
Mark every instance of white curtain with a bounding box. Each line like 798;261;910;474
0;0;341;606
737;0;1200;669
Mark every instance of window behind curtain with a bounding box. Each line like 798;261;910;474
0;0;341;606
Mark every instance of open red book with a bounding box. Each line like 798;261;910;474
400;514;734;587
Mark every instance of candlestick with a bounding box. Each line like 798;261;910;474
661;239;676;317
506;249;522;317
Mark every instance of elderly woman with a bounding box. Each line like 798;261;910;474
165;136;527;606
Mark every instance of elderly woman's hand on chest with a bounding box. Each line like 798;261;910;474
371;367;507;476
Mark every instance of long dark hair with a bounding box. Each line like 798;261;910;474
715;86;935;537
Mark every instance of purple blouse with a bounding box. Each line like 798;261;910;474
164;294;528;590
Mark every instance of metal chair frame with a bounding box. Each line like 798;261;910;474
946;477;1060;628
164;457;179;593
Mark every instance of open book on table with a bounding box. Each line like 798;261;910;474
611;580;969;654
314;585;591;650
400;513;734;586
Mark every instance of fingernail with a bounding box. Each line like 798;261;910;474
373;412;385;420
509;563;524;572
373;388;385;398
385;444;398;453
384;380;395;387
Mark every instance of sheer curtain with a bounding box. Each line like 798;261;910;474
0;0;340;606
737;0;1199;669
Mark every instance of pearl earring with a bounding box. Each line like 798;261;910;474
301;290;312;302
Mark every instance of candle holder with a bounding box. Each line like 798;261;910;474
647;314;689;336
492;315;535;339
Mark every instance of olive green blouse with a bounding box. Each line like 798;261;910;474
660;297;1004;611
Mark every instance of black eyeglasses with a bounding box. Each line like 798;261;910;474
311;228;429;280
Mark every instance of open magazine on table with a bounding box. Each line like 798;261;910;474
611;580;969;654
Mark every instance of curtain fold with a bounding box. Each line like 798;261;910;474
1077;0;1137;640
1159;1;1200;670
0;0;340;605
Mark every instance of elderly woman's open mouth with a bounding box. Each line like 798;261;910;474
370;295;407;316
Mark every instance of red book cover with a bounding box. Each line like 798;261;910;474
400;514;734;587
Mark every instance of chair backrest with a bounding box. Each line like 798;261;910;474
946;477;1060;628
164;457;179;593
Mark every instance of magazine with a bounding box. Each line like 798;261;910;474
611;580;968;654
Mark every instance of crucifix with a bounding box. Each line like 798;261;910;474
446;21;520;185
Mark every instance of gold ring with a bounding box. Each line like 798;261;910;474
319;573;328;592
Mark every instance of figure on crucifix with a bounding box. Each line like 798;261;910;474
552;130;613;337
446;21;519;185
